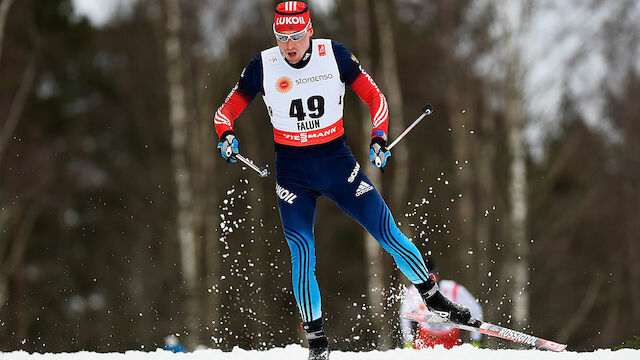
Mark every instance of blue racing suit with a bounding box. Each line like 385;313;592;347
275;135;430;323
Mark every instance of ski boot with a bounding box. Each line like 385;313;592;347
416;275;471;325
303;318;330;360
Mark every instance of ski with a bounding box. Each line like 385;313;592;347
401;312;567;352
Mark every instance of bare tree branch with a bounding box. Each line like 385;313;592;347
0;55;36;168
557;275;603;343
0;202;41;313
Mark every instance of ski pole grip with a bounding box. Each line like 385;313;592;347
422;103;434;115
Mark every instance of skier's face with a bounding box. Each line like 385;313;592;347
275;26;313;64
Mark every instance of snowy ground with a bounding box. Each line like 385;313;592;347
1;344;639;360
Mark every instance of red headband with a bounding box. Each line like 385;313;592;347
274;1;311;33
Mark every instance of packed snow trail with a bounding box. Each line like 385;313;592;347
1;344;638;359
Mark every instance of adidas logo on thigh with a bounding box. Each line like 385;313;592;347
355;181;373;197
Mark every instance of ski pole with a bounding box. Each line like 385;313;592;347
387;103;434;151
233;153;270;178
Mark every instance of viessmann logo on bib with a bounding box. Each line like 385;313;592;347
276;76;293;93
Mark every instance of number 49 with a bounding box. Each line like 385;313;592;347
289;96;325;121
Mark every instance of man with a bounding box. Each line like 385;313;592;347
400;258;482;349
214;2;471;359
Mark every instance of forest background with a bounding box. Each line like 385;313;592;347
1;0;639;353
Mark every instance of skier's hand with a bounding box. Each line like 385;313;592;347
217;131;239;163
369;137;391;168
402;341;413;349
471;341;481;348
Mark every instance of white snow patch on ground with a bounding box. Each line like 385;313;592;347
1;344;639;360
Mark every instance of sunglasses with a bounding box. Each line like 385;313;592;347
273;21;311;42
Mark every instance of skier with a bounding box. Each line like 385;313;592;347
214;2;471;359
400;257;482;349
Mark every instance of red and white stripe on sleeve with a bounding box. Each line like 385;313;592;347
349;68;389;140
214;84;251;138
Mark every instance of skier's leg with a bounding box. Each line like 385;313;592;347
276;179;330;355
276;180;323;324
326;155;471;324
326;160;430;284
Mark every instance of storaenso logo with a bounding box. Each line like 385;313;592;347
295;73;333;85
498;328;537;346
276;183;298;204
275;16;305;25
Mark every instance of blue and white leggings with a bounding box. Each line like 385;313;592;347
275;136;431;324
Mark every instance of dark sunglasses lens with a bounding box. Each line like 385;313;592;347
290;32;305;41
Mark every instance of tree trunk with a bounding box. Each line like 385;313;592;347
440;0;476;287
447;89;475;283
373;0;412;349
493;0;530;332
354;0;387;349
238;96;269;349
476;108;496;291
373;0;408;213
505;46;529;331
0;0;17;66
164;0;200;348
182;0;221;346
